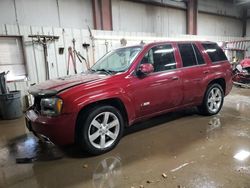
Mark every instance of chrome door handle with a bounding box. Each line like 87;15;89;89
172;77;179;80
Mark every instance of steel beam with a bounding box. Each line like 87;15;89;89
187;0;197;35
92;0;112;30
242;8;247;37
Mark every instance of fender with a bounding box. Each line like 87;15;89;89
72;86;136;125
202;71;226;94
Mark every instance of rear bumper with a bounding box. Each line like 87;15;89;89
25;110;76;145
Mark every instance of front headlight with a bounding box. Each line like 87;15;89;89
40;98;63;116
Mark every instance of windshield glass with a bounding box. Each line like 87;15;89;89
91;46;142;72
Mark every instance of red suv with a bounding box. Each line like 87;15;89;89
26;41;232;155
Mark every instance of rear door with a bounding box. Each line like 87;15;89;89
178;43;208;104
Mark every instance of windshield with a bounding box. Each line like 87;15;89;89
91;46;142;73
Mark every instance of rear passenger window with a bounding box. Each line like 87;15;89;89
193;44;205;65
141;44;176;72
178;44;197;67
202;43;227;62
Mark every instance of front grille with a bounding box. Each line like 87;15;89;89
34;97;41;111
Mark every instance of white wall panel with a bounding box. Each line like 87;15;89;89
0;0;16;25
0;0;93;29
53;27;67;77
112;0;186;36
198;13;242;37
58;0;93;29
15;0;59;27
30;26;46;82
19;25;38;83
198;0;242;18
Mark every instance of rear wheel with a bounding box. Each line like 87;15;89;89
198;83;224;116
78;105;124;155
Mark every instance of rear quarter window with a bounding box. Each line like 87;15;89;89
202;43;227;63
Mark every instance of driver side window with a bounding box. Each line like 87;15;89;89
141;44;176;72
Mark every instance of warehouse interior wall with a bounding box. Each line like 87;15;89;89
112;0;186;36
112;0;244;37
0;0;247;37
198;0;242;18
0;0;93;29
197;13;243;36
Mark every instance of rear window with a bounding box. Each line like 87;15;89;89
178;43;197;67
202;43;227;63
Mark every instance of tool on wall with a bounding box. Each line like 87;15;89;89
67;46;77;75
104;40;109;53
67;38;89;75
82;42;90;69
28;35;59;80
88;26;95;64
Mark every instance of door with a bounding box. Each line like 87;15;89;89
178;43;207;104
129;44;183;118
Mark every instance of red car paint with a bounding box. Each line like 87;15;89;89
240;58;250;68
232;58;250;83
25;41;233;145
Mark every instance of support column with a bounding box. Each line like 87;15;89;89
187;0;198;35
92;0;113;30
242;8;247;37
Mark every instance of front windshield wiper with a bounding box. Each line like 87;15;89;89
91;69;114;75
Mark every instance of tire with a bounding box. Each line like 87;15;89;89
78;105;124;155
198;83;224;116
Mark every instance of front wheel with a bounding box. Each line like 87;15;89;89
198;83;224;116
78;105;124;155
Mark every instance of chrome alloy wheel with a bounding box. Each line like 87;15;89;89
88;112;120;149
207;87;222;113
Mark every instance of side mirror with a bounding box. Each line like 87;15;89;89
137;64;154;76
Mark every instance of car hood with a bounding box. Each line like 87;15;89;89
29;73;108;97
240;58;250;68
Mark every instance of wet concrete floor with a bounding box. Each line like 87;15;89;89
0;87;250;188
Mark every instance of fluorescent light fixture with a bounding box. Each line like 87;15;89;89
233;150;250;161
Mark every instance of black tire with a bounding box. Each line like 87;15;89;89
78;105;124;155
198;83;224;116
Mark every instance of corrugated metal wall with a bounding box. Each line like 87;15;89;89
0;0;93;29
112;0;186;36
198;0;242;18
198;13;243;36
112;0;244;37
0;0;247;37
